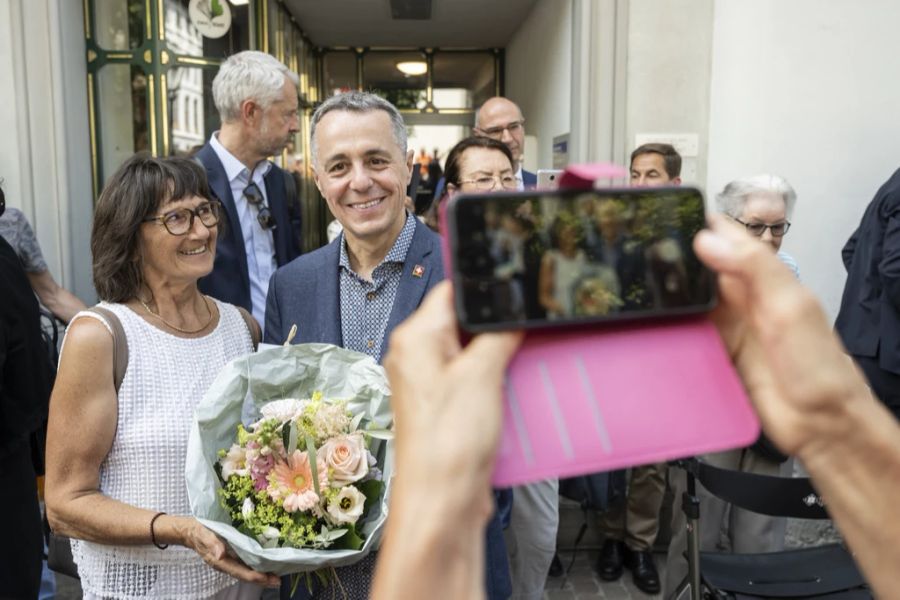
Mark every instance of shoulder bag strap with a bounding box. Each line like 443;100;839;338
236;306;260;350
86;306;128;394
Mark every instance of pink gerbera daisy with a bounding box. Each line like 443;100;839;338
268;450;327;513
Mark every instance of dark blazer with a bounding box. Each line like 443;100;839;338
266;219;512;600
522;168;537;188
835;166;900;375
195;142;300;312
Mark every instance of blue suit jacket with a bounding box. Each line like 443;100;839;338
195;143;300;312
264;218;443;352
265;219;512;600
836;166;900;375
522;169;537;188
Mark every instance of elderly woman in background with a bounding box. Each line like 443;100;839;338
45;154;277;599
664;173;800;596
716;174;799;276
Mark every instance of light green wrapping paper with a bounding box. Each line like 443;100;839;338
185;343;394;576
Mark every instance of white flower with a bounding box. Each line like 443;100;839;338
220;444;248;479
256;526;281;549
241;498;255;520
258;398;305;423
327;486;366;525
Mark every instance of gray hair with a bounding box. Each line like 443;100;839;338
715;174;798;219
212;51;299;123
309;91;407;165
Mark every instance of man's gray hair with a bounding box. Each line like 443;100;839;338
212;51;299;123
716;174;798;219
310;91;407;165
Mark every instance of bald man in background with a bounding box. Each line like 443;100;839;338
475;97;536;190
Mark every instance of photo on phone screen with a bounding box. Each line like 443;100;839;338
447;187;715;332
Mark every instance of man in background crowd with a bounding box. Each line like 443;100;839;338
195;50;302;334
594;143;682;594
475;97;536;190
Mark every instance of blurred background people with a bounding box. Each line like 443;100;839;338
539;213;587;319
836;166;900;420
45;155;276;598
0;183;86;323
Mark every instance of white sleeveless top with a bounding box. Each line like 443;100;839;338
67;299;253;599
547;249;586;319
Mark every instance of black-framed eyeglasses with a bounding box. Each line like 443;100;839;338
460;174;519;191
143;201;221;236
734;218;791;237
243;181;277;230
477;120;525;139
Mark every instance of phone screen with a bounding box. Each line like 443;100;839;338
448;187;715;331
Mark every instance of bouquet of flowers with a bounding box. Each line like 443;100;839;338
186;343;393;577
217;393;384;552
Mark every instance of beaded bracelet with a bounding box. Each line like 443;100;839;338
150;512;169;550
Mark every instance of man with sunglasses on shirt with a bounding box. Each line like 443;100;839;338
195;51;302;334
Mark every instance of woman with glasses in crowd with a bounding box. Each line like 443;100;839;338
44;154;277;599
664;173;800;596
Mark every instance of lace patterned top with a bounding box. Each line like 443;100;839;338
66;299;253;599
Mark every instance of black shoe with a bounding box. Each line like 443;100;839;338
548;553;564;578
595;539;625;581
624;548;661;594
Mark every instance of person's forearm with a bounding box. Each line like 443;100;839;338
47;489;189;548
798;390;900;597
373;481;490;600
45;287;87;323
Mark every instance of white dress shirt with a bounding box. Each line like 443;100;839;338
209;132;276;331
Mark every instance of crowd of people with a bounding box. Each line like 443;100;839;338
2;48;900;600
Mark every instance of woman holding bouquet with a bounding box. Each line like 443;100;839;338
44;154;277;598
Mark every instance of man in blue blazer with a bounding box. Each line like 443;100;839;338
265;91;512;600
196;51;301;330
836;167;900;419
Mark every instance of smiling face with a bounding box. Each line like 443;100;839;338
312;109;412;248
740;191;789;252
139;194;218;286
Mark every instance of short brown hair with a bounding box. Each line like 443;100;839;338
630;143;682;179
91;153;212;302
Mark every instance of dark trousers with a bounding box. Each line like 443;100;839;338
855;354;900;419
0;442;42;599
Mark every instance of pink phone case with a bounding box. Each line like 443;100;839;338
440;164;760;487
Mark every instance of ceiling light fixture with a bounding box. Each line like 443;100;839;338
229;0;249;5
396;61;427;76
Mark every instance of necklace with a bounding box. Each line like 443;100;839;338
139;294;214;334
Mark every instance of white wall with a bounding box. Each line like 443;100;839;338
505;0;572;172
706;0;900;319
625;0;714;185
0;0;94;301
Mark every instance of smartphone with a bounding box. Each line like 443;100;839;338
446;186;716;332
536;169;563;189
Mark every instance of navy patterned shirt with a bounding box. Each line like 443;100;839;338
339;213;416;363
